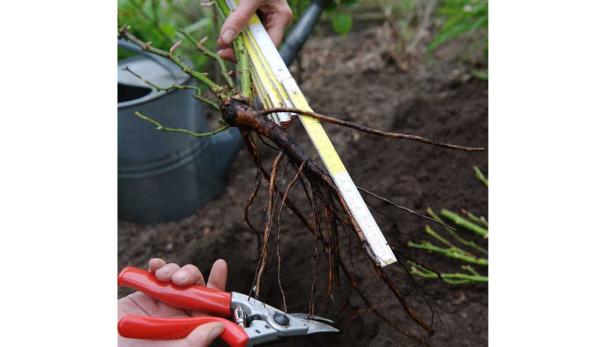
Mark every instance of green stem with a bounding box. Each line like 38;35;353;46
214;0;231;17
427;208;488;255
234;36;252;99
473;165;489;187
461;209;489;228
423;225;453;248
123;66;220;110
135;112;229;137
119;27;225;98
426;207;445;224
179;30;235;88
407;241;488;266
461;265;481;276
192;95;221;110
422;226;481;258
215;0;251;99
441;209;488;238
410;265;488;284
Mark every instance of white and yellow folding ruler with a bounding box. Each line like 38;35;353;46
225;0;396;267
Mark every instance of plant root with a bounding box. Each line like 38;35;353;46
256;107;485;152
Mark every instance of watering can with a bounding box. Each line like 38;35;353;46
118;0;326;224
118;40;242;224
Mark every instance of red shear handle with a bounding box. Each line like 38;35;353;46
119;314;249;347
119;266;232;317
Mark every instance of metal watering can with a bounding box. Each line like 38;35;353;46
118;40;242;224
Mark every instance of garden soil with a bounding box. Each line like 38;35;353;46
119;26;488;347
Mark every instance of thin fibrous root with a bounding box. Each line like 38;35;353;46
274;161;306;312
253;151;285;298
244;166;263;253
256;107;485;152
358;186;456;231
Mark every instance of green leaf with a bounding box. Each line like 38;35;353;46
332;13;352;36
428;22;472;51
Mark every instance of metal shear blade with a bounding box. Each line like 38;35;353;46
304;318;340;335
289;313;336;325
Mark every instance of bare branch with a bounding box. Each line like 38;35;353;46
123;66;220;110
134;111;229;137
119;27;226;98
179;30;235;88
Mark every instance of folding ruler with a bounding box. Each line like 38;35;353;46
224;0;396;267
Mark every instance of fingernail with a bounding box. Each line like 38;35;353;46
216;49;224;56
221;29;237;45
175;270;188;282
208;325;224;340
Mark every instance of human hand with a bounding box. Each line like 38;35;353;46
217;0;293;61
118;258;228;347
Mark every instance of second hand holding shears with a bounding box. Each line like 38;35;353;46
118;266;338;346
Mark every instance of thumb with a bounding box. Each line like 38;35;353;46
183;322;225;347
218;0;261;47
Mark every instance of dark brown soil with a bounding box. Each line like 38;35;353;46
119;27;487;347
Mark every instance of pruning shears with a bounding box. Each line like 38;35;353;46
118;266;339;347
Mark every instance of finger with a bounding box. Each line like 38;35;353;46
172;264;206;287
264;6;293;46
118;322;223;347
218;0;261;48
217;48;236;63
148;258;166;273
154;263;180;282
207;259;228;290
183;322;225;347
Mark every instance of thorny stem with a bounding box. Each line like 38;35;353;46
119;26;227;98
256;107;486;152
441;209;488;238
426;208;487;255
410;263;487;284
233;36;252;99
461;209;489;228
213;0;230;17
473;165;489;187
123;66;220;110
423;225;454;248
462;265;481;277
408;241;488;266
134;112;229;137
179;30;235;88
422;225;489;263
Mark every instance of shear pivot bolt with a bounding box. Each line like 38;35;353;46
273;312;289;326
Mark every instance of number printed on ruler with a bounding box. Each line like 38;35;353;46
332;172;396;266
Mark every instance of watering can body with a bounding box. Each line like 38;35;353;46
118;42;242;224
